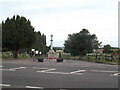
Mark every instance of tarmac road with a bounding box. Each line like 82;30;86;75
1;59;119;89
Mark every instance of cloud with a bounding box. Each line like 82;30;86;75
2;0;118;14
30;7;117;46
0;0;119;47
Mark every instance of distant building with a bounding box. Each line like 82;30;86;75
93;48;104;54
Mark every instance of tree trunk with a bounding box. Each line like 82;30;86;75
13;49;21;58
13;51;18;58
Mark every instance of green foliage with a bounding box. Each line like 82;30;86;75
18;54;30;58
53;47;62;51
2;15;35;58
64;29;101;56
69;55;119;64
32;31;47;54
103;44;112;54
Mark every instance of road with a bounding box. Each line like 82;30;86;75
1;59;119;90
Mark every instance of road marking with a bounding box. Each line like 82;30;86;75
111;73;120;76
32;67;55;70
37;71;83;75
32;67;45;69
0;68;15;71
0;66;3;68
89;70;118;73
113;73;120;76
36;68;56;73
0;84;11;87
70;70;85;74
37;71;70;75
0;84;44;89
1;67;27;71
9;67;27;71
37;68;83;75
36;68;117;75
40;69;56;72
26;86;44;89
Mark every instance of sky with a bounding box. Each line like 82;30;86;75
0;0;119;47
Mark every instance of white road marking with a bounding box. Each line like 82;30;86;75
0;84;11;87
113;73;120;76
0;68;15;71
0;66;3;68
89;70;118;73
37;71;70;74
37;68;117;76
32;67;44;69
32;67;118;75
37;71;83;75
32;67;55;70
70;70;85;74
9;67;27;71
1;67;27;71
111;73;120;76
26;86;44;89
0;84;44;89
40;69;56;72
37;68;83;75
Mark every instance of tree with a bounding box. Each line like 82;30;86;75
64;29;101;56
41;34;47;54
2;15;35;58
32;31;47;55
103;44;112;54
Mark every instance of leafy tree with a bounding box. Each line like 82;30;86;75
64;29;101;56
32;31;47;54
53;47;62;51
41;33;47;54
2;15;35;58
103;44;112;54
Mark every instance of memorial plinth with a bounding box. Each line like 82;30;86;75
47;34;58;60
47;50;57;59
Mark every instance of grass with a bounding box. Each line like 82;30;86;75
18;54;30;59
2;52;119;65
77;55;119;64
2;52;47;60
61;54;119;65
2;53;30;59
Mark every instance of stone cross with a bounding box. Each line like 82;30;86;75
50;34;53;50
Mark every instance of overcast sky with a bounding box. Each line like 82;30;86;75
0;0;119;47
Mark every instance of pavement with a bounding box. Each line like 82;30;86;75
0;59;119;90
